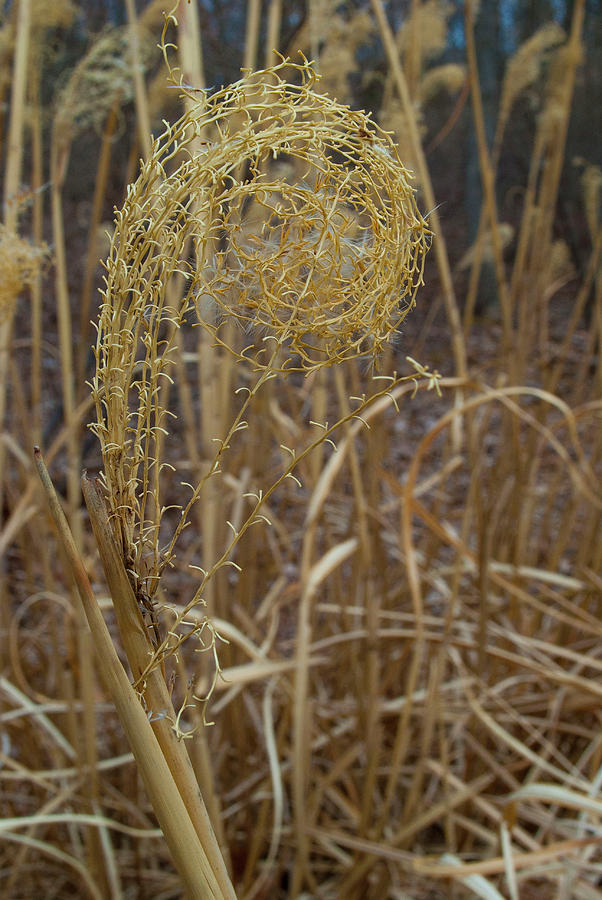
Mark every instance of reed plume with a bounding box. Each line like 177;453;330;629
89;52;430;685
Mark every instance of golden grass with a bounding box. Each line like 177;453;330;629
1;0;601;897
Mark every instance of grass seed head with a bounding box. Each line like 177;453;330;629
90;57;430;594
0;226;47;323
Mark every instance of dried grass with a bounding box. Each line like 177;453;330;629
1;1;601;897
89;56;429;648
0;225;46;322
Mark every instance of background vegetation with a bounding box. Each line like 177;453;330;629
0;0;601;897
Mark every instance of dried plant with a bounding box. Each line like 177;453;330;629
578;159;601;240
537;40;584;148
53;24;159;142
0;224;46;323
379;1;463;166
419;62;466;103
29;0;75;29
7;2;599;895
496;22;565;151
89;53;430;689
0;21;13;99
457;222;514;271
294;1;375;102
396;0;454;64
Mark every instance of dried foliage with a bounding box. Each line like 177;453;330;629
2;1;601;898
89;55;429;677
397;0;454;63
30;0;75;31
498;22;565;140
419;61;466;102
0;225;46;322
295;1;375;102
53;15;162;141
379;0;465;168
457;221;514;270
537;41;584;149
578;160;602;239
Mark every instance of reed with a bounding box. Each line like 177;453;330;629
2;1;601;897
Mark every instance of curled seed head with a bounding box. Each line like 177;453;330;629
91;58;430;587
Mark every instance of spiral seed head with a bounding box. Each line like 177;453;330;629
90;58;430;588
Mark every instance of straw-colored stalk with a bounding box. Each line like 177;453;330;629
510;0;585;374
289;375;443;894
81;475;235;898
174;0;231;860
464;0;512;358
265;0;282;68
34;448;234;900
244;0;261;71
47;138;103;864
28;63;43;443
2;0;30;231
0;0;31;550
371;0;466;381
125;0;152;160
77;96;121;392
